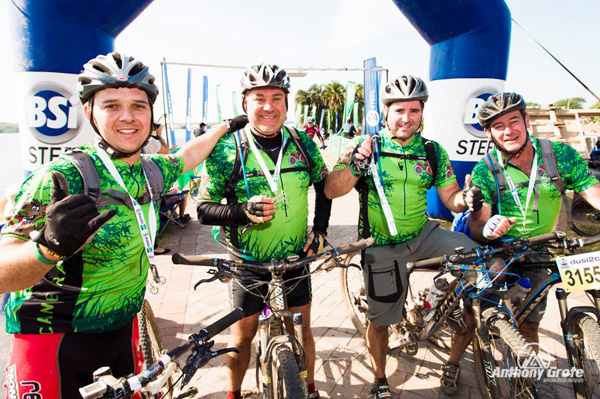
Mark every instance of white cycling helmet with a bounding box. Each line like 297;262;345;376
241;63;291;94
381;75;429;105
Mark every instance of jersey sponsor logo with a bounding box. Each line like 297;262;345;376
445;164;455;179
289;151;306;166
462;91;495;138
537;164;546;177
26;83;82;145
20;381;42;399
414;161;433;177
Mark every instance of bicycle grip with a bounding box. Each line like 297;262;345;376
336;237;375;255
410;256;446;269
527;232;564;246
582;234;600;246
172;253;218;266
201;307;245;340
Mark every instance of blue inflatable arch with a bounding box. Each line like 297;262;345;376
10;0;511;218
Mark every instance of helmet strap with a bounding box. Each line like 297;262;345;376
491;130;531;167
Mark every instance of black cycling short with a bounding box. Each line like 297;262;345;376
229;266;312;317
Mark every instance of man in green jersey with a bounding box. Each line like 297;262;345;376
445;92;600;394
325;75;479;399
0;52;240;399
196;63;331;399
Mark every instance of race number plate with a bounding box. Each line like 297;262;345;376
556;251;600;292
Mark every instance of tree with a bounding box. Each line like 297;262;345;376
554;97;587;109
587;101;600;124
322;81;346;130
527;101;541;108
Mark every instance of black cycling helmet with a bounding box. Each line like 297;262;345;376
78;52;158;105
479;92;530;160
241;63;291;95
381;75;429;105
78;52;157;159
477;92;526;129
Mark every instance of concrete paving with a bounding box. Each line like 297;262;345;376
0;146;591;398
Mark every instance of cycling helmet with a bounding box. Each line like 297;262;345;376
307;116;315;123
241;63;291;94
381;75;429;105
78;52;158;105
477;92;526;129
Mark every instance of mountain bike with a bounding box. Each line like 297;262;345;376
172;238;374;399
412;232;600;399
79;306;244;399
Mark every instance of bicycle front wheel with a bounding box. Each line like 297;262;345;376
138;300;174;399
272;345;307;399
482;317;557;399
571;194;600;237
339;252;368;337
568;313;600;399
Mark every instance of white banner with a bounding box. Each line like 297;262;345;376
16;72;95;172
424;78;505;162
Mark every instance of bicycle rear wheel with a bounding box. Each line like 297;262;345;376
568;313;600;399
571;194;600;237
479;317;557;399
138;300;174;399
339;252;368;337
272;345;306;399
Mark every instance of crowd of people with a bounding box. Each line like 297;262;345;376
1;52;599;399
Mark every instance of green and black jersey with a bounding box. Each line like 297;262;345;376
198;127;329;262
472;136;599;238
3;144;184;334
334;130;456;245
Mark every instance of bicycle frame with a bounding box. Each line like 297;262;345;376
256;271;308;398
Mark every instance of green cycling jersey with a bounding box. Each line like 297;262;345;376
2;144;184;334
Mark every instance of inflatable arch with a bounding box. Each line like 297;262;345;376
9;0;511;218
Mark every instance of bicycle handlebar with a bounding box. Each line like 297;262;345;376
172;238;375;273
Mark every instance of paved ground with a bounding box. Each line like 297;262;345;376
0;146;592;398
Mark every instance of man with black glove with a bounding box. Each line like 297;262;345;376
324;74;480;399
196;63;331;399
0;52;229;399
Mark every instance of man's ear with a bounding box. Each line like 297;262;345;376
84;103;92;120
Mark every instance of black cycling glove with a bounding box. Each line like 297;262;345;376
350;143;372;176
298;231;328;258
33;172;117;258
227;115;249;133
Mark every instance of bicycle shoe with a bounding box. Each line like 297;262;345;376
440;362;461;395
308;391;321;399
366;383;392;399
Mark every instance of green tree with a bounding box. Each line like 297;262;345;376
355;84;364;123
527;101;541;108
323;81;346;131
554;97;587;109
587;101;600;124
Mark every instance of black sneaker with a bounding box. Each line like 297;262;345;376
440;362;461;395
367;383;392;399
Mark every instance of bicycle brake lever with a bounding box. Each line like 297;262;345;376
181;342;214;387
211;347;240;358
194;270;220;290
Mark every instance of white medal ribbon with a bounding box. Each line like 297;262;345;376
369;158;398;236
496;147;538;233
245;128;288;194
97;148;157;269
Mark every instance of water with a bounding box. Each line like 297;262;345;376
0;133;24;198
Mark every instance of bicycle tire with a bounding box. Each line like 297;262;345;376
485;317;557;399
571;194;600;237
272;345;306;399
339;252;368;337
138;300;174;399
568;313;600;399
472;333;497;399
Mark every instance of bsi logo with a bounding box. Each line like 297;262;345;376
26;83;82;145
463;90;496;138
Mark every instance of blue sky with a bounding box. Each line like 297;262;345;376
1;0;598;124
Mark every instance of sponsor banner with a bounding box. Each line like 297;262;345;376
185;68;192;142
162;60;176;145
231;91;239;117
353;101;359;128
216;84;222;123
343;81;356;124
424;78;504;162
202;75;208;123
16;72;95;173
295;104;302;128
319;108;325;130
363;58;381;136
311;105;317;120
303;105;309;125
